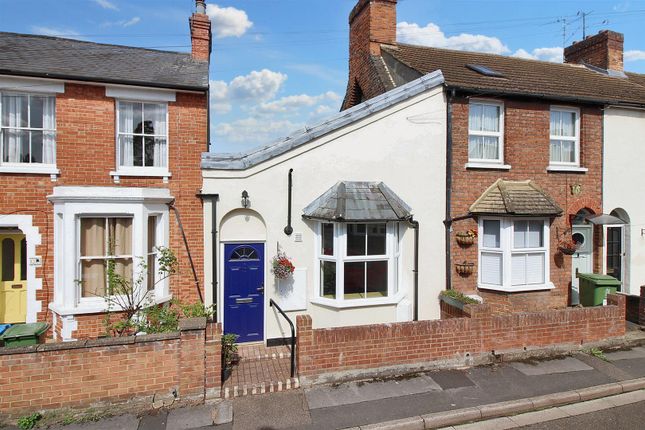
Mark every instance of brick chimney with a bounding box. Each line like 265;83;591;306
190;0;211;62
343;0;397;110
564;30;624;73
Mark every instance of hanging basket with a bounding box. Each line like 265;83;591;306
455;232;476;246
455;261;475;276
558;246;577;256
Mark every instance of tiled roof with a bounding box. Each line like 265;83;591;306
469;179;563;217
0;32;209;91
380;44;645;106
303;181;412;222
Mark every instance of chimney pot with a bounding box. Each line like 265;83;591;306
196;0;206;14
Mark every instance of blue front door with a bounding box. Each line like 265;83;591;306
224;243;264;343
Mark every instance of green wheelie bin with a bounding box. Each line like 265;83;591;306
578;273;621;307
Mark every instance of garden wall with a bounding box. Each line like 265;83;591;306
624;286;645;326
297;294;626;384
0;318;221;419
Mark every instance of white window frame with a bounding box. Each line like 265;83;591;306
48;187;172;316
0;91;59;175
548;106;581;169
467;99;507;168
312;221;402;308
478;217;554;292
113;100;170;178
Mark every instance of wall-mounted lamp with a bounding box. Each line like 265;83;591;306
241;190;250;208
641;228;645;237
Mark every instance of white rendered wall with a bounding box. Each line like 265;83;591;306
603;107;645;296
203;87;447;340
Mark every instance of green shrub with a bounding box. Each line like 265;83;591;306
180;302;215;319
17;413;42;430
222;333;239;368
440;289;480;305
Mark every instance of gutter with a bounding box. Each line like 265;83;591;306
0;70;209;93
446;85;645;109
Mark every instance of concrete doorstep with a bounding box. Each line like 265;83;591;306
341;377;645;430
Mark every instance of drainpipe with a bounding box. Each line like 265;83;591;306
284;168;294;236
197;193;219;314
444;88;455;290
408;218;420;321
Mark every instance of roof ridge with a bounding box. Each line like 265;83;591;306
0;31;192;57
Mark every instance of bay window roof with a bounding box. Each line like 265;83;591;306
470;179;563;217
303;181;412;222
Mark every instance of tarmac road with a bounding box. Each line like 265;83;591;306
520;400;645;430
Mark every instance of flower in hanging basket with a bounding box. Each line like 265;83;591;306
455;229;477;246
455;261;475;276
272;252;295;279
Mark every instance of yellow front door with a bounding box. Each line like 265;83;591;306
0;234;27;323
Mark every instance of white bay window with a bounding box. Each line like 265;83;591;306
478;217;552;292
48;187;172;315
315;222;400;306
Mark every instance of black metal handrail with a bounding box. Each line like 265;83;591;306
269;298;296;378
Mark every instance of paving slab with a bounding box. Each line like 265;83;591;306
609;356;645;379
507;408;570;426
429;370;476;390
166;405;213;430
572;353;633;381
510;357;593;376
232;389;310;430
213;400;233;425
305;374;442;409
453;416;516;430
138;411;168;430
604;346;645;361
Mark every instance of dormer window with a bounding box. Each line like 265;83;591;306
0;93;56;168
117;101;168;171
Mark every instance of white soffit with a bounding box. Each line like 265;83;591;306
47;186;173;204
0;75;64;93
105;85;176;102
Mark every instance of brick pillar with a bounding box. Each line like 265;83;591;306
296;315;313;376
640;286;645;326
204;321;222;402
607;293;626;321
178;317;207;400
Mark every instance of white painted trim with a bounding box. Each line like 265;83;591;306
310;291;405;309
0;76;64;93
49;293;173;316
477;283;555;293
465;162;511;170
547;165;589;173
110;168;172;178
549;105;581;167
106;86;176;102
0;165;60;175
0;215;42;323
47;186;173;204
468;99;505;165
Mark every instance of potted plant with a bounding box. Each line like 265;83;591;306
455;261;475;276
558;238;579;255
272;252;295;279
455;229;477;246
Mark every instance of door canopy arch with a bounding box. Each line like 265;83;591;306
220;209;267;242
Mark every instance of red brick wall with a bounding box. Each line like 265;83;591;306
449;97;603;312
297;294;625;381
564;30;624;72
0;319;221;418
0;83;206;339
439;298;468;319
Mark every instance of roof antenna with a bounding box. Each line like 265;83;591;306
556;17;567;60
577;10;593;39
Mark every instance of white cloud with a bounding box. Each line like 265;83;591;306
93;0;119;11
513;47;563;63
206;4;253;38
254;91;340;115
625;50;645;62
397;22;509;54
228;69;288;102
210;80;232;114
101;16;141;28
214;118;304;145
31;26;84;39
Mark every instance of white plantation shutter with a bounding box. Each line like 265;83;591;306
481;252;503;285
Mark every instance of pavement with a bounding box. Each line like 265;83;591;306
3;343;645;430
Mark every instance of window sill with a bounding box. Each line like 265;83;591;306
465;162;511;170
546;165;588;173
310;292;405;309
477;282;555;293
0;165;60;175
110;169;172;178
49;293;172;316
